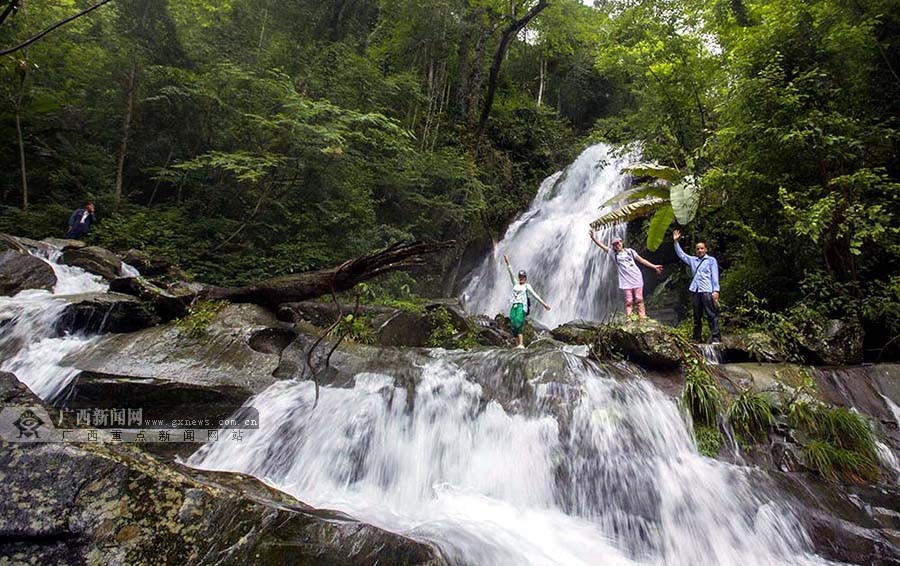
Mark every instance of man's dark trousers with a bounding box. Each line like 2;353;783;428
692;292;720;342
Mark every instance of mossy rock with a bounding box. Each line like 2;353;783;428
594;320;682;370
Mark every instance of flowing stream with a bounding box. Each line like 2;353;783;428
188;350;830;565
0;247;107;400
461;143;636;327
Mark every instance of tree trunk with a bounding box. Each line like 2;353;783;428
15;107;27;211
476;0;549;139
204;241;454;308
14;58;29;212
114;64;137;206
537;56;545;106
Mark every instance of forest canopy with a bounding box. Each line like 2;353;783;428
1;0;899;354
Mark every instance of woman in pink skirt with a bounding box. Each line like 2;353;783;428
589;229;663;319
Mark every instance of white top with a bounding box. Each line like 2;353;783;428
506;264;546;313
609;248;644;290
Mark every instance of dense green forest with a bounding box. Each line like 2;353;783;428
1;0;899;354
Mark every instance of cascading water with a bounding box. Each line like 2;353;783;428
461;143;639;327
188;350;831;565
0;247;107;399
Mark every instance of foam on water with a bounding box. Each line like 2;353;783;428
189;352;830;565
0;247;105;399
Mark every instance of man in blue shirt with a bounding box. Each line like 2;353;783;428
673;229;721;343
66;201;95;239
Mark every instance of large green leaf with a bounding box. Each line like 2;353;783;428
599;183;670;209
590;197;668;229
622;163;683;183
647;204;675;251
670;175;700;224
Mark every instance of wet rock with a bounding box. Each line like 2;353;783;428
120;248;187;279
719;332;786;363
109;276;195;320
60;245;124;280
0;233;51;254
279;301;436;348
0;250;57;295
773;473;900;565
58;292;159;334
41;237;86;251
550;320;601;345
798;318;865;366
0;371;38;404
0;435;444;565
471;315;512;346
588;320;683;370
66;304;285;398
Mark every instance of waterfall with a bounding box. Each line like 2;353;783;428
0;247;106;399
188;350;830;565
461;143;638;328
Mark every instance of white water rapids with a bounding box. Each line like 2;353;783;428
0;247;106;400
462;143;635;327
188;350;830;565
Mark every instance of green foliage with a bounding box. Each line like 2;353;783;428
329;314;376;345
784;388;879;482
175;300;227;340
426;307;478;350
694;425;724;458
726;390;774;441
680;356;723;427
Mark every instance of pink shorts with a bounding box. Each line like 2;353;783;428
623;287;643;302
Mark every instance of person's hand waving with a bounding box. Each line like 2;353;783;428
673;229;681;242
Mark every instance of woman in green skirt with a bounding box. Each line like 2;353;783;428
503;254;551;349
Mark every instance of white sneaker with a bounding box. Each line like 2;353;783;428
516;344;525;349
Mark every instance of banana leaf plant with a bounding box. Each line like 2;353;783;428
590;164;700;251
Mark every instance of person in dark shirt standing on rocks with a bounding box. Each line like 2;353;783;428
673;229;721;343
66;201;95;239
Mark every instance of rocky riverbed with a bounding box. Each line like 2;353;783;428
3;233;900;565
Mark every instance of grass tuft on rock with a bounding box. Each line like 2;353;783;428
680;356;723;427
176;300;228;340
726;390;774;441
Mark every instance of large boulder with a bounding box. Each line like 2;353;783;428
798;317;865;366
554;319;683;370
57;292;159;334
0;250;57;295
550;320;601;345
0;371;443;565
718;331;786;363
66;303;287;401
0;233;51;254
279;301;435;348
60;245;124;280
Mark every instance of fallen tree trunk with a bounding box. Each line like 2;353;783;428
203;241;454;308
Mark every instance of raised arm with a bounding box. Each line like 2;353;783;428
503;254;516;285
672;229;693;267
589;229;610;253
